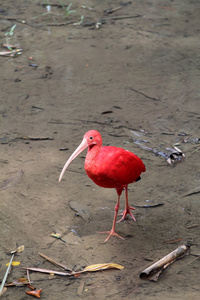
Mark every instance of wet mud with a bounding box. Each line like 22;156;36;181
0;0;200;299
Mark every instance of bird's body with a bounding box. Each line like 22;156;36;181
59;130;145;242
85;146;144;190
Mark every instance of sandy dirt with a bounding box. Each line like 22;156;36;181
0;0;200;299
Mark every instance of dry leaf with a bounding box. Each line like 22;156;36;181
0;286;7;296
6;278;30;286
26;288;43;298
83;263;124;272
6;261;20;266
17;245;25;253
51;233;62;239
23;263;124;277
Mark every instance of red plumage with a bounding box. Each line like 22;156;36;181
59;130;146;242
85;146;145;189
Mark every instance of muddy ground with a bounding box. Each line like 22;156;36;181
0;0;200;299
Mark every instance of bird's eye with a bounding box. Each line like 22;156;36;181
89;136;93;140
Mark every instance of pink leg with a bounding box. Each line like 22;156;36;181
117;186;136;223
99;194;125;242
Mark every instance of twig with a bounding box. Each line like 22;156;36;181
46;21;73;26
38;252;72;272
185;256;200;266
164;238;183;244
0;245;24;294
22;267;71;276
161;124;174;134
27;269;31;285
102;14;142;21
183;187;200;197
187;224;200;229
0;253;15;295
104;6;124;14
130;87;160;101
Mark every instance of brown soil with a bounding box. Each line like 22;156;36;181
0;1;200;299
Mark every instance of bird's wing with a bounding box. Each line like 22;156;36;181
91;147;145;188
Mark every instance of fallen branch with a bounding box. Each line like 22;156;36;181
23;263;124;277
0;246;24;295
140;243;190;281
22;267;71;276
38;252;72;271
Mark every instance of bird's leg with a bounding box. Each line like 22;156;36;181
117;186;136;223
99;194;125;242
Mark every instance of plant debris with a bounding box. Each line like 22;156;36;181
83;263;124;272
50;232;67;243
6;261;20;266
183;186;200;197
38;252;72;272
26;288;43;298
23;262;124;277
140;243;190;281
5;278;32;287
0;245;24;296
163;238;183;244
0;48;22;57
167;146;185;166
134;200;164;208
23;252;124;278
22;136;53;141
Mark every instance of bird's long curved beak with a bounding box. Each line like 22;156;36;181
59;138;88;182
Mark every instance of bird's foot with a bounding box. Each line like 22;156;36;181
98;230;125;242
117;206;136;223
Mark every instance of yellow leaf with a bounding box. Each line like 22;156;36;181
51;233;62;238
83;263;124;272
6;261;21;266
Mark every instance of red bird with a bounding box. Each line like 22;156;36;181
59;130;146;242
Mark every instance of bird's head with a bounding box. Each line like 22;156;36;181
59;130;102;182
83;130;102;149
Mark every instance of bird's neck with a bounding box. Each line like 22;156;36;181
85;144;101;167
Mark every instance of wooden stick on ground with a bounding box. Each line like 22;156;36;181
22;267;71;276
38;252;72;272
140;243;190;281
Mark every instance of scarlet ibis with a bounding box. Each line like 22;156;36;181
59;130;145;242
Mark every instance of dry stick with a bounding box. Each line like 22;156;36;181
130;87;160;101
105;6;124;14
0;253;15;295
23;263;123;277
140;243;190;280
22;267;71;276
0;245;24;294
27;269;31;285
187;224;200;229
183;186;200;197
185;256;200;266
102;14;142;21
38;252;72;272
